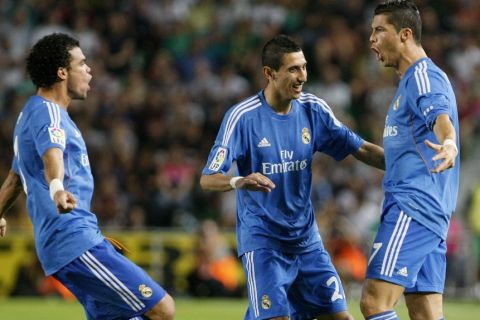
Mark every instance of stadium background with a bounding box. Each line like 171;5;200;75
0;0;479;308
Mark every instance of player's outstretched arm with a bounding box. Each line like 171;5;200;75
353;141;385;170
42;148;77;213
425;114;458;173
200;172;275;192
0;170;23;237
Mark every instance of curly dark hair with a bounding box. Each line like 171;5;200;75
261;34;302;71
26;33;80;88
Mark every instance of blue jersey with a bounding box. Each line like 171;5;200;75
382;58;459;240
12;95;103;275
203;91;364;256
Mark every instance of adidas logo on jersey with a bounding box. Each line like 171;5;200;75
258;138;271;147
397;267;408;277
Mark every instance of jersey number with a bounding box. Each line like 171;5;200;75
368;242;383;265
326;276;343;302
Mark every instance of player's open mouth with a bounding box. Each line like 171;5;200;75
292;84;302;93
371;47;383;61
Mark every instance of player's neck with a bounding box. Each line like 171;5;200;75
37;86;71;110
263;87;292;115
397;44;427;78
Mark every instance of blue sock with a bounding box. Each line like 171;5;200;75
366;310;399;320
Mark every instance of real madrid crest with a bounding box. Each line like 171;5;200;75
301;127;311;144
139;284;153;298
261;295;272;310
393;95;401;111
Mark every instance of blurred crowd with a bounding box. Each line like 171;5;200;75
1;0;480;293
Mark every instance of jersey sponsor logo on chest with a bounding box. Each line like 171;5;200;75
262;150;308;175
383;116;398;138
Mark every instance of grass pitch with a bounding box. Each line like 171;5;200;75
0;297;479;319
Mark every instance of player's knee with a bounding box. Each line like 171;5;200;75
332;311;354;320
315;311;353;320
145;293;175;320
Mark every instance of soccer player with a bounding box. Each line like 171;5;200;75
200;34;385;320
0;33;175;320
360;1;459;320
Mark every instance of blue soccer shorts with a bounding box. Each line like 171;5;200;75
366;201;446;293
241;247;348;320
53;239;166;320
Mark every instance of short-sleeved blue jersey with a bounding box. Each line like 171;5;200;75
382;58;459;240
12;95;103;275
203;91;364;256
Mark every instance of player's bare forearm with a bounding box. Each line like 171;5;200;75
200;172;275;192
432;114;456;145
42;147;65;183
353;141;385;170
0;170;23;219
42;147;77;213
200;173;235;192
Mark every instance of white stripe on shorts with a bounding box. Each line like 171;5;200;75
245;251;259;318
79;251;145;312
380;211;412;277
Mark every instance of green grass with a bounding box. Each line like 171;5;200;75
0;297;479;319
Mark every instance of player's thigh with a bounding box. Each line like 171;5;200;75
242;249;297;319
55;239;166;319
289;248;349;319
404;242;446;320
405;293;443;320
405;240;447;294
366;206;442;289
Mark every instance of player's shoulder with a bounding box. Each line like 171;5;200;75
405;58;451;96
27;96;64;124
24;95;56;113
225;93;263;120
296;92;333;114
414;59;448;80
31;96;62;122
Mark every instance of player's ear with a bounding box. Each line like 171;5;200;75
57;67;68;80
263;66;275;81
400;28;411;42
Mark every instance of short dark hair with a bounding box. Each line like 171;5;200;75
261;35;302;71
374;0;422;44
26;33;80;88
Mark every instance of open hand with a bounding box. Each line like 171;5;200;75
425;139;457;173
